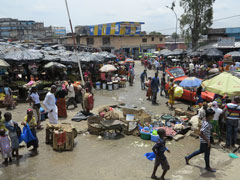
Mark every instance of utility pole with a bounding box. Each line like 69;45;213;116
64;0;85;85
166;6;178;49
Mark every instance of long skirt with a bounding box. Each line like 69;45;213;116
168;94;175;105
146;87;152;98
57;98;67;117
3;94;14;106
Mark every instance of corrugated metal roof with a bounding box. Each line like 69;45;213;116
213;41;240;48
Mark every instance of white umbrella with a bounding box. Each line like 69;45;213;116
44;62;66;69
100;64;117;72
208;68;219;74
0;59;10;67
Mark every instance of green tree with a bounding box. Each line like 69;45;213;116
149;31;162;35
180;0;215;48
171;32;179;40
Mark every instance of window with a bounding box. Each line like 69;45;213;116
87;38;94;45
159;37;163;42
142;38;147;43
102;37;110;45
151;37;154;41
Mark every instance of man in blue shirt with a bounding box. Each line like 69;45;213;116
140;69;148;90
151;129;170;180
151;73;160;105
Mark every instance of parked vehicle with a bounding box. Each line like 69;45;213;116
165;67;215;102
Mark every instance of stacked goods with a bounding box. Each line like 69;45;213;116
154;126;177;137
121;108;151;126
46;123;77;151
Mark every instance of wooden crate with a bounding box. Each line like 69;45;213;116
52;130;74;151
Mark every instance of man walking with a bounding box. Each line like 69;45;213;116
151;73;160;105
160;74;166;96
140;69;148;90
223;96;240;148
66;80;78;109
185;109;216;172
43;85;58;124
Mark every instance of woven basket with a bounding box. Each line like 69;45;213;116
87;116;104;135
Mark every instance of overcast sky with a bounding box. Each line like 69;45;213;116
1;0;239;35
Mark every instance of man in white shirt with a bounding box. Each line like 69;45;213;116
154;60;160;71
43;85;58;124
211;101;223;141
66;81;77;109
189;62;194;76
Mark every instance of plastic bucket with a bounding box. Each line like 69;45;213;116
108;84;113;91
96;82;101;90
140;130;151;140
113;83;119;90
102;83;106;90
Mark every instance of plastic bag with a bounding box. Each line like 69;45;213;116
174;86;183;98
19;124;36;144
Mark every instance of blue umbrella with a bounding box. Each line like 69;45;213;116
180;77;202;88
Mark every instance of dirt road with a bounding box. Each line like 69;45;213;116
0;61;239;180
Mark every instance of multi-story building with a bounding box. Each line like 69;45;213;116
0;18;66;41
207;27;240;41
61;22;165;56
0;18;46;40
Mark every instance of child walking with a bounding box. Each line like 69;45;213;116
22;109;39;154
151;129;170;180
0;129;12;165
4;112;22;160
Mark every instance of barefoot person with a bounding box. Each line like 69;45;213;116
22;109;39;154
43;85;58;124
4;112;22;160
0;129;12;165
151;129;170;180
27;87;42;129
185;109;216;172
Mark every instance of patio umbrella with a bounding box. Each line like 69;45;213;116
171;49;185;56
179;77;202;109
208;68;219;74
159;49;173;56
202;72;240;97
179;77;202;88
125;58;134;63
0;59;10;67
201;48;223;57
99;64;117;72
225;51;240;58
44;62;66;69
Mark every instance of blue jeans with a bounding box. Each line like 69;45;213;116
141;80;145;90
196;95;203;104
226;120;238;147
187;143;210;168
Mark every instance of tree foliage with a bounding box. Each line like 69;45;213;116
171;32;179;40
180;0;215;48
149;31;162;35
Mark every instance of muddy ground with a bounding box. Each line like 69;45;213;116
0;61;239;180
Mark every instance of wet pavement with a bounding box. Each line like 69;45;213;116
0;61;239;180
